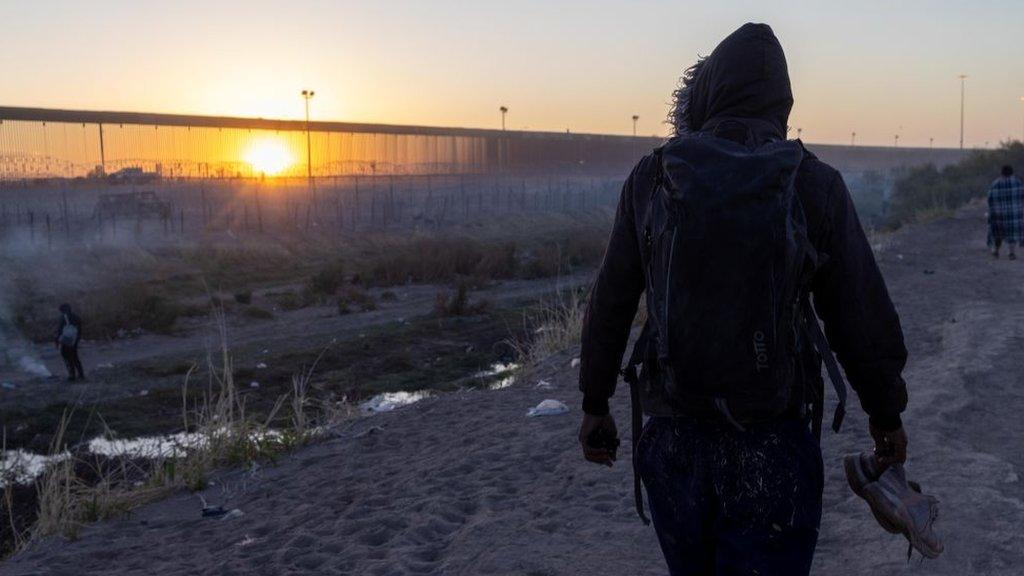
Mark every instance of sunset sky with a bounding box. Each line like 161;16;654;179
2;0;1023;148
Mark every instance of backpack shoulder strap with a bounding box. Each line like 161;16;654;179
801;296;847;433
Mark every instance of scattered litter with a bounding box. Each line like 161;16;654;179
249;381;260;389
535;380;554;390
570;358;581;368
201;506;228;518
261;349;269;355
256;362;267;369
221;509;245;521
237;535;259;547
353;425;385;439
527;399;569;417
896;254;904;260
1;382;15;390
139;390;149;397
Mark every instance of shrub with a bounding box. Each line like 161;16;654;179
336;287;376;315
888;141;1024;228
433;283;489;317
307;260;346;296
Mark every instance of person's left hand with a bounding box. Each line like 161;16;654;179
579;413;618;467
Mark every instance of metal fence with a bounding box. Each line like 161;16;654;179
0;107;659;181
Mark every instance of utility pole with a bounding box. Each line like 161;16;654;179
851;131;856;147
930;137;934;149
98;123;106;175
958;75;968;149
499;106;508;131
894;134;899;148
632;115;639;137
301;89;315;198
1019;96;1024;143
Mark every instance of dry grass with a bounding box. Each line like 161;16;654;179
18;309;352;551
510;289;587;372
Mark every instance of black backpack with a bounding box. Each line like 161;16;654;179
621;135;848;522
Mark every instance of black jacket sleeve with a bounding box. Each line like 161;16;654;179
578;161;648;416
811;172;909;431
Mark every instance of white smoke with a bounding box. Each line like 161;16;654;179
0;276;53;379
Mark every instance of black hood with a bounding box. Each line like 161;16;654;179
686;23;793;139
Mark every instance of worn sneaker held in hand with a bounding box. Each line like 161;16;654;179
844;452;944;559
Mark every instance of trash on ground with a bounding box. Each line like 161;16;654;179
570;358;581;368
527;399;569;417
535;380;554;389
221;509;245;521
256;362;267;369
96;362;114;369
139;390;149;397
201;505;228;518
250;381;260;389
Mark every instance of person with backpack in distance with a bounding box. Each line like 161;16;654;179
56;303;85;381
577;23;910;575
987;165;1023;260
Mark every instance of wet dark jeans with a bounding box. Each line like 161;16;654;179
637;417;823;576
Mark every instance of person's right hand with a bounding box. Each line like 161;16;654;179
870;424;908;467
579;413;618;467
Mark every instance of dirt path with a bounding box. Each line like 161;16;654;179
4;202;1024;575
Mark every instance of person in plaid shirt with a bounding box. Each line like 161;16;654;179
988;165;1023;259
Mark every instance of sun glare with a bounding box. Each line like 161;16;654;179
244;138;293;176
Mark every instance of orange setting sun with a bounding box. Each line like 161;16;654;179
244;138;294;176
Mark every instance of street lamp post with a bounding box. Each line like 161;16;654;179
797;127;803;140
929;137;934;149
894;134;899;148
957;75;968;149
632;115;639;137
499;106;508;131
301;89;315;197
851;131;856;147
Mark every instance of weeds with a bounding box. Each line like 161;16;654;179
509;289;587;372
433;283;489;317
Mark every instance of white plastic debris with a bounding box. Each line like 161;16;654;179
535;380;554;390
256;362;267;369
570;358;581;369
527;399;569;417
139;390;149;397
249;381;260;389
221;508;245;521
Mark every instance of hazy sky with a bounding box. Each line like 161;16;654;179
2;0;1023;147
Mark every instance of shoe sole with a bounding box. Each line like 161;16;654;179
844;455;901;534
862;483;943;558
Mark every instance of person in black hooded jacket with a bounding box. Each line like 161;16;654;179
577;23;909;575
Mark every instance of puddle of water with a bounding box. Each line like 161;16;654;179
87;432;204;459
1;449;69;485
473;361;519;390
360;390;432;413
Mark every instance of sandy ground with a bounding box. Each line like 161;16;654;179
3;201;1024;575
